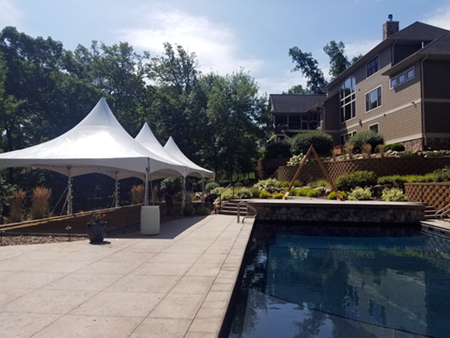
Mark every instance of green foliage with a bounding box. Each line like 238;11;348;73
183;204;195;216
194;205;211;216
307;179;331;187
259;190;272;199
236;188;253;199
160;176;183;192
426;151;445;158
205;181;220;192
433;167;450;182
385;143;405;152
381;188;407;202
293;180;303;187
275;181;290;188
249;187;261;198
306;189;321;197
323;41;351;79
293;188;321;197
397;152;416;158
263;141;291;159
288;131;333;155
286;153;306;166
254;178;278;189
210;187;223;195
345;131;384;153
234;182;243;187
377;175;408;187
273;192;284;199
288;47;328;94
348;187;372;200
335;171;378;191
327;191;347;200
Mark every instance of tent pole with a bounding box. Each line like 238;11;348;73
182;176;186;215
67;166;73;215
201;176;205;204
144;165;149;207
115;172;119;208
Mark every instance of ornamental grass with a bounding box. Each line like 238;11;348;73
8;189;26;223
30;186;52;220
131;184;145;204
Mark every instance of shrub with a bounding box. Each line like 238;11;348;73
131;184;145;204
385;143;405;152
259;190;272;199
194;205;211;215
8;189;26;223
345;131;384;153
294;188;321;197
263;140;291;159
306;189;321;197
236;188;253;199
288;131;333;155
348;187;372;200
161;176;183;192
398;152;416;158
377;175;407;187
183;204;195;216
211;187;223;195
426;151;445;158
327;191;347;200
275;181;290;188
293;180;303;187
250;187;261;198
307;179;331;187
273;192;284;199
30;186;52;220
254;178;278;189
433;166;450;182
234;181;243;187
335;171;378;191
205;181;220;192
403;174;434;183
381;188;407;202
286;153;306;166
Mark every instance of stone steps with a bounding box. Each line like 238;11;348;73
218;200;248;216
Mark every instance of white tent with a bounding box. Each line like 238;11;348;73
0;98;185;212
135;122;215;207
164;137;215;179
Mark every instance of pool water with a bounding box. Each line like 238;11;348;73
226;224;450;338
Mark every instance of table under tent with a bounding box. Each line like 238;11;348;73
0;98;214;233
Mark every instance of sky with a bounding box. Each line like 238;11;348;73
1;0;450;96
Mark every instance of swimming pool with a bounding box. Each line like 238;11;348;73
224;223;450;338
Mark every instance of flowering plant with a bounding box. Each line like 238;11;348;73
91;213;106;223
287;153;307;166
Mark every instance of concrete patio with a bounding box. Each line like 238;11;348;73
0;214;253;338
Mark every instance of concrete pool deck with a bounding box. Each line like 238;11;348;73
1;207;450;338
0;215;253;338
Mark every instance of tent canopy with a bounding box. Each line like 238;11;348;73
135;122;214;179
164;136;215;179
0;98;185;180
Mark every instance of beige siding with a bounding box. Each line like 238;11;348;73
325;47;424;145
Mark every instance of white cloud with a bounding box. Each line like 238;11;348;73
256;70;308;95
0;0;23;28
424;5;450;30
345;39;379;59
117;6;263;76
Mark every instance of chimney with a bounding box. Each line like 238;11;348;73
383;14;399;40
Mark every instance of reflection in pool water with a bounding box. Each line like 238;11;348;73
227;224;450;338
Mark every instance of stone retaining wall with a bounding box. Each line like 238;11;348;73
405;182;450;210
246;200;425;224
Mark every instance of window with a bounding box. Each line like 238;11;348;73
407;68;414;80
369;124;379;133
340;77;356;122
398;73;405;84
367;56;379;77
366;87;382;111
390;78;397;88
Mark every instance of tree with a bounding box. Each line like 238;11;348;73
323;40;350;79
288;47;328;94
283;84;309;95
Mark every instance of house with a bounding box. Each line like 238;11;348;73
269;94;326;142
271;16;450;152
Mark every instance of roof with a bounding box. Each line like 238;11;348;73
0;98;185;180
269;94;327;114
324;21;450;90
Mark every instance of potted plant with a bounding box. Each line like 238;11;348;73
86;213;107;243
